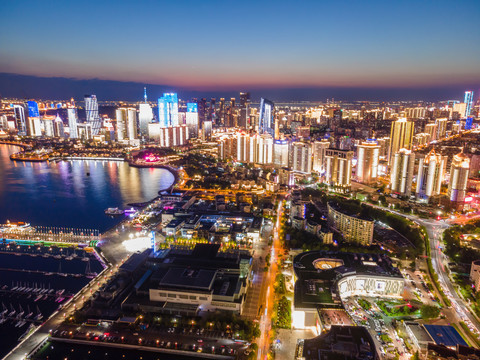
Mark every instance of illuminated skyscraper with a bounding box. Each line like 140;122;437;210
186;103;199;138
258;98;275;137
356;139;380;183
158;93;178;127
435;118;447;139
416;149;446;202
273;139;289;167
239;92;250;128
139;87;154;136
291;142;312;173
312;139;330;173
27;101;39;117
448;150;470;205
84;95;102;135
116;108;137;141
67;99;78;139
424;123;437;142
389;118;414;164
465;91;474;118
325;148;353;192
390;149;415;197
218;98;225;126
13;105;26;135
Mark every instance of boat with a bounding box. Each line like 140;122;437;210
15;320;26;328
104;207;124;216
54;255;62;259
34;295;42;302
0;317;7;324
65;256;73;261
55;289;65;296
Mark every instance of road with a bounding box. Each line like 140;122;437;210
258;200;283;360
370;204;480;344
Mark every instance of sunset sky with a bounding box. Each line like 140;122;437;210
1;0;479;93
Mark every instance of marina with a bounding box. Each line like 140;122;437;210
0;243;105;359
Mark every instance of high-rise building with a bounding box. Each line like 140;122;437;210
67;101;78;139
158;93;179;128
389;118;414;164
465;91;474;118
273;139;289;167
27;101;40;117
377;137;391;160
436;118;447;139
258;98;275;137
239;92;250;128
448;151;470;205
197;98;207;127
227;97;236;127
325;149;353;192
116;107;137;141
390;149;415;197
312;139;330;174
13;105;26;135
424;123;437;142
218;98;225;126
186;103;199;138
27;117;42;137
54;115;65;138
291;142;312;173
138;87;154;136
416;149;447;202
84;95;102;135
202;120;212;141
356;139;380;183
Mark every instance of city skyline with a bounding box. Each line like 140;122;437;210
1;0;479;99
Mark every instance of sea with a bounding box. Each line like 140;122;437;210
0;144;175;232
0;144;176;358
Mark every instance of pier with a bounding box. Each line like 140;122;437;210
1;225;100;246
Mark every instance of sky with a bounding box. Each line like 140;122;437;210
0;0;479;98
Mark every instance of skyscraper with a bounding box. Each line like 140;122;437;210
325;149;353;192
239;92;250;128
258;98;275;137
186;103;199;138
116;108;137;141
13;105;26;135
84;95;102;135
356;139;380;183
389;118;414;164
158;93;179;127
312;139;330;174
436;118;447;139
291;142;312;173
448;150;470;205
465;91;474;118
67;104;78;139
390;148;415;197
139;87;154;136
416;149;446;202
27;101;40;117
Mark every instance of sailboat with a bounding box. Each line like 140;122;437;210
25;305;33;319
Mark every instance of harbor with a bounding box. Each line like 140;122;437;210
0;243;105;359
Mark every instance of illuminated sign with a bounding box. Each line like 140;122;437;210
465;196;473;203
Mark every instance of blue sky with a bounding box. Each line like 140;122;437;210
1;0;479;90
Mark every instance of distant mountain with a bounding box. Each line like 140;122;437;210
0;72;477;103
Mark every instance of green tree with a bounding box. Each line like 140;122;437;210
420;305;440;319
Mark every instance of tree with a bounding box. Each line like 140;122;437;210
412;351;420;360
421;305;440;319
